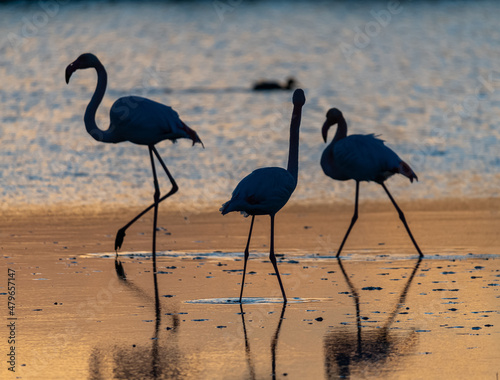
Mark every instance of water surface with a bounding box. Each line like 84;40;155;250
0;0;499;211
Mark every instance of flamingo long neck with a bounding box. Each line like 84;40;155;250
84;62;114;143
321;116;347;179
286;104;302;182
333;116;347;143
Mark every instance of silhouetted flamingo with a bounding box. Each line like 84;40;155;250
66;53;203;276
221;89;306;303
321;108;423;257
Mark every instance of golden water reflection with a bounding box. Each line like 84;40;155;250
5;254;499;379
324;258;421;379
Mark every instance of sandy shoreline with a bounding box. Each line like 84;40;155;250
2;197;499;257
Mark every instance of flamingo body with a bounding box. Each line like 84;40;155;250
221;167;296;216
321;134;414;183
109;96;197;146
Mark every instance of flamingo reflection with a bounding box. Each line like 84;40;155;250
240;303;287;380
324;258;422;379
87;270;182;378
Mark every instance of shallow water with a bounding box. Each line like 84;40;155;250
2;253;498;379
1;0;499;211
186;296;325;304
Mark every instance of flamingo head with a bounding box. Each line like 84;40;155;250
322;108;343;142
66;53;101;84
292;89;306;106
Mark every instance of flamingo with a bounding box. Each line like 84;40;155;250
65;53;203;277
321;108;423;257
253;77;297;91
220;88;306;303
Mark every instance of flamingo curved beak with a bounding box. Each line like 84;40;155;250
65;62;77;84
322;120;333;143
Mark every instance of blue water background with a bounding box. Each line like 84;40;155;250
0;0;499;211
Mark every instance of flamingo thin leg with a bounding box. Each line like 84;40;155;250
239;215;255;303
269;214;287;303
115;146;179;251
381;183;423;257
149;146;161;274
336;181;360;257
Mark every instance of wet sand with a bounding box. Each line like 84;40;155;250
1;198;499;379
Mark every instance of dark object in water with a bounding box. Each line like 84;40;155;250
253;77;297;91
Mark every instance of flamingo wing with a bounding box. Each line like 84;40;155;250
334;134;403;182
109;96;188;145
